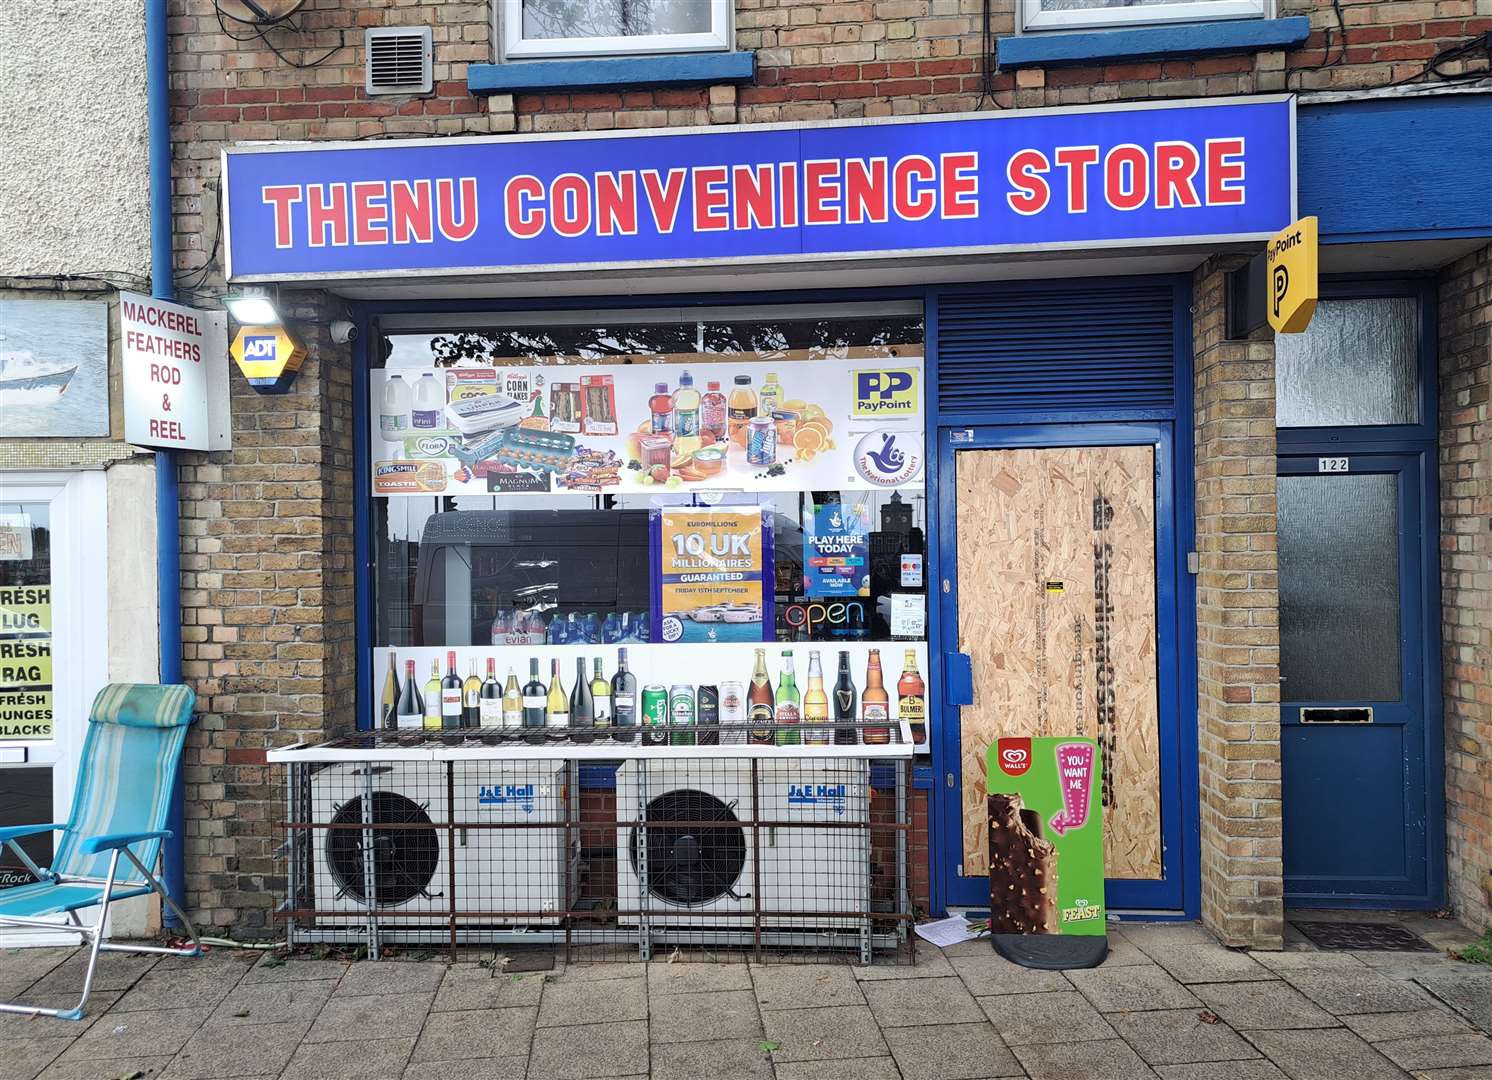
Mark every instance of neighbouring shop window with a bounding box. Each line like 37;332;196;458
1020;0;1266;32
368;305;930;747
1275;297;1420;428
500;0;732;59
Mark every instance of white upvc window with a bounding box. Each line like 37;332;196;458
1020;0;1268;33
499;0;732;60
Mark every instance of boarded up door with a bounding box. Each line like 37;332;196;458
956;446;1162;880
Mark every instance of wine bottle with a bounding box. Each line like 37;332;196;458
748;647;775;745
462;658;482;728
802;650;829;746
611;647;637;743
441;651;463;730
898;649;926;746
571;657;595;742
478;658;501;728
591;658;611;728
423;659;442;732
380;650;400;729
546;658;569;730
832;650;858;745
522;658;546;730
775;650;801;746
863;648;890;744
395;659;424;730
502;668;523;729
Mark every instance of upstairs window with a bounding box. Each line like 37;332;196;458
1020;0;1268;32
500;0;732;59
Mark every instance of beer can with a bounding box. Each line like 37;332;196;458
668;684;696;746
641;685;669;747
719;680;747;745
696;684;719;745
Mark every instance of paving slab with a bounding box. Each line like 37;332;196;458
0;948;74;996
0;989;120;1036
1342;1008;1474;1042
1414;965;1492;1034
1139;943;1275;984
1243;1027;1411;1080
978;990;1117;1046
772;1057;902;1080
1013;1037;1160;1080
280;1035;417;1079
949;950;1072;996
650;1037;774;1080
334;960;447;998
238;957;350;984
1065;964;1201;1012
109;963;247;1013
1190;979;1339;1030
432;966;545;1011
26;951;158;995
752;963;866;1011
538;972;646;1026
6;1036;73;1080
1371;1031;1492;1070
1282;969;1438;1015
645;960;753;994
1104;1008;1260;1065
159;1018;312;1080
883;1020;1025;1079
304;991;434;1043
410;1006;536;1062
526;1018;649;1079
1097;934;1154;967
1153;1062;1288;1080
206;978;337;1025
55;1007;206;1061
852;948;956;980
1116;922;1215;947
401;1055;527;1080
33;1053;174;1080
649;988;762;1043
1251;950;1369;973
862;974;985;1028
761;1003;890;1062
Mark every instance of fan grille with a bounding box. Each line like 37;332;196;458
326;790;440;906
630;788;747;907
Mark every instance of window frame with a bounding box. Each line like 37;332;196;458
1019;0;1269;33
498;0;734;61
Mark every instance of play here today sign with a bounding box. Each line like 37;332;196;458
120;293;232;451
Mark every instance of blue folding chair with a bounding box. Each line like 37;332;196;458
0;683;203;1020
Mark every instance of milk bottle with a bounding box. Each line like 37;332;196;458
411;373;444;429
380;375;410;438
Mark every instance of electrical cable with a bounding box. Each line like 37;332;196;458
212;0;346;69
976;0;1004;109
1389;32;1492;87
1286;0;1347;91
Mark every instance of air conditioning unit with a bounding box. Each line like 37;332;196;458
310;760;567;927
615;760;870;931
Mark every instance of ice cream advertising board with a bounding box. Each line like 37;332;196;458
987;737;1106;963
651;508;772;644
370;357;923;497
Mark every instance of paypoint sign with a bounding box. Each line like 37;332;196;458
1266;215;1318;334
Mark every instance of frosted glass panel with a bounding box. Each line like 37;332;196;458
1278;474;1400;702
1276;298;1418;428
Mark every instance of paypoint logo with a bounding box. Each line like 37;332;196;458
243;335;277;360
852;368;918;417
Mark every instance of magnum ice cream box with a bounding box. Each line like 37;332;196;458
987;736;1107;969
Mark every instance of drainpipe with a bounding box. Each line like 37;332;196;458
146;0;186;926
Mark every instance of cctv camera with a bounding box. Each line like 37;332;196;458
330;320;358;345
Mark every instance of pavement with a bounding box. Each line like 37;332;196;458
3;918;1492;1080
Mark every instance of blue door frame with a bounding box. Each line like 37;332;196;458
930;422;1197;916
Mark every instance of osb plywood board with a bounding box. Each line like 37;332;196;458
957;445;1162;880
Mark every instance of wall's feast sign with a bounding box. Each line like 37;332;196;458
223;97;1294;281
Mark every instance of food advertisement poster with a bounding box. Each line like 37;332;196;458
805;502;870;598
369;357;924;497
986;737;1104;937
0;583;54;741
651;509;773;644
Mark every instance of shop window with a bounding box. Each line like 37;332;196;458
499;0;733;60
1275;297;1419;429
368;304;930;748
1019;0;1267;32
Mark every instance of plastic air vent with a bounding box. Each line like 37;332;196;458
365;27;433;96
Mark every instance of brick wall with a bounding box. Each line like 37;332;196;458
1191;258;1284;950
1439;244;1492;934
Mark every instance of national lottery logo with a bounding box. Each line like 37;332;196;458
852;368;918;417
853;430;923;487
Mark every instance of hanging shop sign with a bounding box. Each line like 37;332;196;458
222;97;1295;282
369;357;923;497
0;583;53;741
805;502;870;599
1266;214;1318;334
650;508;773;644
120;293;231;451
229;323;307;394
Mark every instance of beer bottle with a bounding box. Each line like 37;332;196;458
832;650;858;745
775;651;801;746
802;650;829;746
898;649;926;745
747;647;775;745
862;648;890;744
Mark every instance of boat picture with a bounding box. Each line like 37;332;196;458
0;300;109;438
0;350;78;404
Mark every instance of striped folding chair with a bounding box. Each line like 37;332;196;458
0;683;203;1020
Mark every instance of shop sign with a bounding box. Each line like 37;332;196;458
650;508;773;644
223;97;1295;282
1266;214;1318;334
120;293;231;451
229;323;307;394
369;357;923;497
804;503;870;598
0;583;52;741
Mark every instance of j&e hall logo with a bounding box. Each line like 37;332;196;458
852;368;919;417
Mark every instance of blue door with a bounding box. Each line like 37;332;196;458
1278;451;1441;905
935;423;1190;914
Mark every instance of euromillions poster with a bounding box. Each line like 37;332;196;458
369;357;923;497
650;508;773;644
987;737;1104;937
804;502;870;598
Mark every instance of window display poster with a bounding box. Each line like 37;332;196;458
651;508;773;644
370;357;924;497
805;502;870;598
0;583;53;741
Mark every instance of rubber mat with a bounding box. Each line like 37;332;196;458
1291;920;1437;952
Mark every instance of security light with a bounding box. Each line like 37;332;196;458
224;289;279;325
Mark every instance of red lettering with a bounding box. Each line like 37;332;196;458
306;183;348;247
437;177;479;241
844;158;888;225
940;152;979;218
641;168;688;233
1105;145;1149;211
261;185;302;248
148;419;185;442
1206;137;1246;205
778;163;799;228
351;180;389;244
1053;146;1099;213
892;156;936;220
551;173;591;238
732;164;775;230
1154;141;1201;210
692;165;729;231
1006;149;1050;215
804;160;841;226
504;176;545;239
390;180;434;244
595;172;637;236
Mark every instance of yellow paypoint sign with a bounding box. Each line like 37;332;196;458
230;324;306;394
1266;215;1318;334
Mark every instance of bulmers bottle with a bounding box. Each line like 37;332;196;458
898;649;926;745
